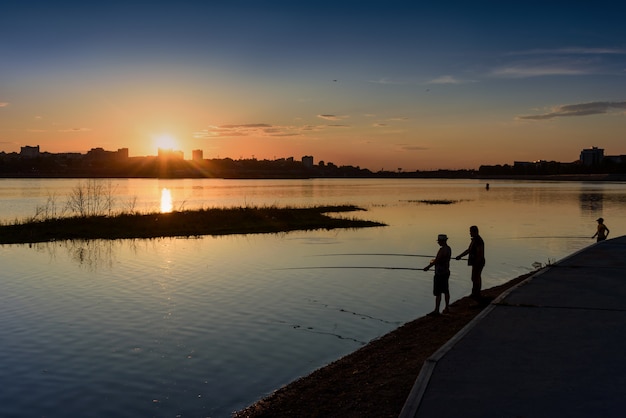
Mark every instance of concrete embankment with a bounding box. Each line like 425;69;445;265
401;236;626;418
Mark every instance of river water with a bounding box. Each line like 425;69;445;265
0;178;624;417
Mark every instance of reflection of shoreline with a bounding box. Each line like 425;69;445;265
66;240;116;271
32;239;131;271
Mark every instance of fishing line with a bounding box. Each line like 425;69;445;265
311;253;434;258
277;266;428;271
310;253;467;261
507;236;590;240
282;254;468;271
306;298;400;325
275;320;367;345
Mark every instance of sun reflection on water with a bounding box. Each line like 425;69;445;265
160;188;173;213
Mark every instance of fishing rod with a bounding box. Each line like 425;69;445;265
312;253;467;261
277;266;428;271
282;253;469;272
507;236;590;240
312;253;434;258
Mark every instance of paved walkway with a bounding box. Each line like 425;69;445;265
400;236;626;418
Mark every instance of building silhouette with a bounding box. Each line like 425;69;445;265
20;145;40;158
192;149;203;161
580;147;604;166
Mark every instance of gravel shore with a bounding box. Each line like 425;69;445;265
234;272;533;418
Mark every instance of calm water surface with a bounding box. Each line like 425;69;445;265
1;178;625;417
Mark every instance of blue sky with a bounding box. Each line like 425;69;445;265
2;0;626;170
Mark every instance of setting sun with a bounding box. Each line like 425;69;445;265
153;134;178;151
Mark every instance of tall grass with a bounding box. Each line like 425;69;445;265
21;180;138;224
65;179;115;217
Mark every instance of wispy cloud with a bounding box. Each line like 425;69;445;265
0;102;9;107
506;47;626;56
493;47;626;78
370;75;474;86
492;66;588;78
368;77;410;85
428;75;465;84
517;101;626;120
194;123;324;139
221;123;272;129
317;114;349;121
373;117;409;128
58;127;92;132
195;124;282;138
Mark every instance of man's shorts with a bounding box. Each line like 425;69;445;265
433;272;450;296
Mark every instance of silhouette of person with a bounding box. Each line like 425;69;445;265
423;234;451;316
592;218;610;242
456;225;485;301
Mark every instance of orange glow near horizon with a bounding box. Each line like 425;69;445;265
153;134;179;153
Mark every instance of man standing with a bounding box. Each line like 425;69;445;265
592;218;610;242
423;234;452;316
456;225;485;301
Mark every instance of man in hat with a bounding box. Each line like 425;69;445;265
592;218;610;242
424;234;452;316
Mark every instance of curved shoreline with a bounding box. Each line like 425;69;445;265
234;271;535;418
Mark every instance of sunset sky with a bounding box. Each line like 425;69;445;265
2;1;626;170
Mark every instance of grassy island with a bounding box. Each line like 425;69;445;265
0;205;386;244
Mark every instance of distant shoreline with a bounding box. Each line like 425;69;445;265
476;173;626;182
0;173;625;181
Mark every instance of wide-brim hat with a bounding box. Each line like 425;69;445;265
437;234;448;241
597;218;604;222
